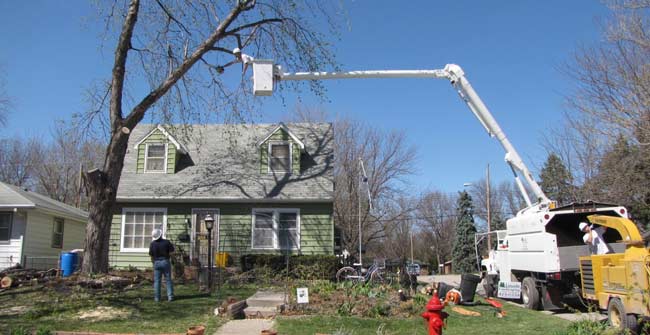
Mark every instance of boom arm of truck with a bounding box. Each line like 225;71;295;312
252;61;551;207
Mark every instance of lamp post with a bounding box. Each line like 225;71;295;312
204;214;214;292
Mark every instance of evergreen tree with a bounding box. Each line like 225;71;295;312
591;136;650;227
539;153;575;205
452;191;478;274
491;211;506;231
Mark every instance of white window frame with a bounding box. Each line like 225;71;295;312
251;208;300;250
144;142;168;173
51;217;64;249
267;141;292;174
120;207;167;253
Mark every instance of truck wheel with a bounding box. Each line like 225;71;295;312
521;277;540;310
607;297;638;333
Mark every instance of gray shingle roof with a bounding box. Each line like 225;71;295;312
117;123;334;202
0;182;88;220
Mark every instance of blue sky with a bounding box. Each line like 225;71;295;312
0;1;609;194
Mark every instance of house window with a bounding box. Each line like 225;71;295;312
269;143;291;173
145;143;167;172
252;209;300;250
0;213;11;242
121;208;166;252
51;218;64;248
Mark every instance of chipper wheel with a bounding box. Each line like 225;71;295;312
607;297;638;334
521;277;540;310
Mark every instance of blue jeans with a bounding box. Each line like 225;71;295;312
153;259;173;301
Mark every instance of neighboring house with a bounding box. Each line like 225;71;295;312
109;123;334;268
0;182;88;270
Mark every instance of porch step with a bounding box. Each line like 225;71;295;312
244;306;280;318
244;290;285;318
246;291;285;307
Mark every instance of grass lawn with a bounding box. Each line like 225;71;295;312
0;283;256;334
277;302;572;335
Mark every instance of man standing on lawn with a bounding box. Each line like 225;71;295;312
149;228;175;302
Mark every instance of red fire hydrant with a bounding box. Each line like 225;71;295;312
421;292;449;335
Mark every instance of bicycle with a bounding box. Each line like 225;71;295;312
336;259;394;285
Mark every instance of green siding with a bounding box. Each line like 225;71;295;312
136;128;177;174
292;144;300;174
109;203;333;269
260;128;301;174
260;147;268;174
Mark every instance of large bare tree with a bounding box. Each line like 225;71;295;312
333;119;417;261
0;137;41;187
555;1;650;223
416;190;457;266
80;0;340;273
34;124;104;209
566;1;650;145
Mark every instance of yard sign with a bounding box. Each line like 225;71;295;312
497;281;521;299
297;287;309;304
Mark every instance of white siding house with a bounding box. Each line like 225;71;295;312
0;182;88;270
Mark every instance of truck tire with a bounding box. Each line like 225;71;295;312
521;277;540;310
607;297;638;334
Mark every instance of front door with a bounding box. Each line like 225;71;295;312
191;208;219;267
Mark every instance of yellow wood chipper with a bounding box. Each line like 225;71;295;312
579;214;650;332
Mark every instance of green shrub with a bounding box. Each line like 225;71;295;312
553;319;616;335
367;301;392;318
240;254;339;280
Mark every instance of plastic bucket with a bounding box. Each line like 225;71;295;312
215;252;229;268
60;252;78;277
436;282;454;299
459;273;481;303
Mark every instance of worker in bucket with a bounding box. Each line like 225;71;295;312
149;228;175;302
579;221;612;255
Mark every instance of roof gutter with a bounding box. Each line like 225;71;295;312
116;197;333;204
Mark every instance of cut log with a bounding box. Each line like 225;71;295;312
226;300;247;318
1;276;14;288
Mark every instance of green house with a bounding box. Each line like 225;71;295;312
109;123;334;268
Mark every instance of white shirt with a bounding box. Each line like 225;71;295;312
583;226;611;255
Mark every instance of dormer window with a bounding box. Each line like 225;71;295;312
269;143;291;173
145;143;167;173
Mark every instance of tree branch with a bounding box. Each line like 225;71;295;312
154;0;192;36
123;3;246;129
109;0;140;130
225;18;284;36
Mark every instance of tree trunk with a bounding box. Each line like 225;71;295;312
81;132;129;274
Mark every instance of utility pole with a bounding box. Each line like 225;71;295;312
486;164;491;251
358;160;362;267
410;228;414;265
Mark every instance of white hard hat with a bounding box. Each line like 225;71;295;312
578;222;589;232
232;47;241;54
151;228;163;240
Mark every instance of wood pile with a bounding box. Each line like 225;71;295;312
0;266;58;289
0;264;151;292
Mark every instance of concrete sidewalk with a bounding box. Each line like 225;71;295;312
214;319;275;335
